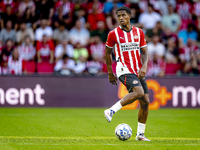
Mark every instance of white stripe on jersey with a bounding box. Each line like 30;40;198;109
114;28;126;67
115;44;119;61
136;27;141;55
123;31;136;75
130;30;140;73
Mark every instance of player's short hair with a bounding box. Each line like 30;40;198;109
116;6;131;15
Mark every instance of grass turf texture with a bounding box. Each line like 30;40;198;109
0;108;200;150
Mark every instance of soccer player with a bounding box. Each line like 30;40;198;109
104;6;150;141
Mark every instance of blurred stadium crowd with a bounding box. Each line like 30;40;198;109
0;0;200;76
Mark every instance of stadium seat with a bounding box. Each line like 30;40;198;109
37;62;54;74
165;63;183;74
24;61;36;74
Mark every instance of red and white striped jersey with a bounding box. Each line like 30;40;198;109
8;56;24;75
106;26;147;77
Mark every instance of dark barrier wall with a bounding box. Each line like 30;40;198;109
0;76;199;109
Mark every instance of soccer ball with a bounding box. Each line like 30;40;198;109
115;123;132;141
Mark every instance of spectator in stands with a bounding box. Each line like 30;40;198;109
165;38;179;64
103;0;123;15
54;0;75;29
162;4;181;33
147;34;166;59
8;47;24;75
36;34;54;64
16;21;34;45
192;0;200;19
179;38;191;64
35;18;53;41
35;0;54;20
146;52;166;77
151;0;169;16
0;20;16;45
106;7;119;31
18;0;35;17
161;27;178;48
146;21;163;43
130;4;141;27
0;58;9;75
138;3;161;30
178;23;198;45
0;5;18;30
138;0;174;15
182;51;200;75
54;54;75;75
86;0;104;14
55;39;74;62
87;2;105;31
90;21;108;43
68;19;90;47
73;42;88;74
0;39;14;74
74;7;86;28
0;0;18;14
176;0;192;30
187;38;199;53
18;36;36;61
86;54;103;75
53;22;69;45
0;38;9;75
21;7;37;29
183;39;200;75
89;34;105;63
1;39;14;62
74;42;88;62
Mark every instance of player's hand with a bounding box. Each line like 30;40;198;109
108;73;118;85
138;65;147;80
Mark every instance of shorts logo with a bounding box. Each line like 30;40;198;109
133;80;138;84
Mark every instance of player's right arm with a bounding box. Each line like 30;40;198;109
105;46;118;85
105;30;118;85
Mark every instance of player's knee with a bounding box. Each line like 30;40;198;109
146;99;150;105
136;89;144;98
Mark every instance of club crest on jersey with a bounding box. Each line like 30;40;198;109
133;80;138;84
134;36;139;39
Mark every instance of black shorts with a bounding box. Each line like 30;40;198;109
119;74;149;94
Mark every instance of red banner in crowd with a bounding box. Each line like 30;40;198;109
0;76;199;109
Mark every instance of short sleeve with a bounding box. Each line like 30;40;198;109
139;29;147;48
106;31;116;48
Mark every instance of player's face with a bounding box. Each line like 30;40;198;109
117;10;130;26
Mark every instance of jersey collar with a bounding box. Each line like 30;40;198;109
119;25;133;33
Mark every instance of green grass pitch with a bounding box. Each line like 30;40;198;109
0;108;200;150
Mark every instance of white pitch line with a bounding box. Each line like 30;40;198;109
0;143;200;146
0;136;199;141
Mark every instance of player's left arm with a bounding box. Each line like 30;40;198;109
138;28;148;79
138;46;148;79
